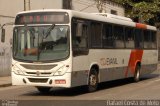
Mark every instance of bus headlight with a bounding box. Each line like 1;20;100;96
12;65;24;75
54;66;69;76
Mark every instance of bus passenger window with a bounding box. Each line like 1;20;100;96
151;31;157;49
91;23;102;48
113;25;125;48
125;27;135;48
143;30;151;49
102;24;114;48
135;29;143;49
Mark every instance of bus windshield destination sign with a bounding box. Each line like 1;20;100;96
15;12;69;25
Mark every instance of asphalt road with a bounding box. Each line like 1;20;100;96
0;66;160;106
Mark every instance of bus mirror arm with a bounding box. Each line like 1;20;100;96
2;28;5;35
1;28;5;42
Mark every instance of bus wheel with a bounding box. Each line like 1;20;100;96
36;87;51;93
88;68;99;92
134;65;141;82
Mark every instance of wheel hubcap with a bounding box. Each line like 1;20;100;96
136;70;140;79
90;75;97;86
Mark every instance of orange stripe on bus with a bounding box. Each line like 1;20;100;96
125;50;143;77
136;23;147;29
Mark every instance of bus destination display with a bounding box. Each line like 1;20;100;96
15;12;69;25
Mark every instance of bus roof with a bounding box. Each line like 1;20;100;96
16;9;157;31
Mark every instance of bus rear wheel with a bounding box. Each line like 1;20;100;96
134;65;141;82
36;87;51;93
87;68;99;92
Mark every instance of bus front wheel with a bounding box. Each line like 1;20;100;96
87;68;99;92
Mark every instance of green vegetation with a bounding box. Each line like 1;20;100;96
111;0;160;25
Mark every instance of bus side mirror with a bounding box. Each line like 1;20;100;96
76;23;83;37
1;28;5;42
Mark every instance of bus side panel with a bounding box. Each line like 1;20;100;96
99;67;130;82
88;49;132;83
141;50;158;75
71;55;89;87
71;49;158;87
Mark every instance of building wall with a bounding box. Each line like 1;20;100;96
72;0;125;16
0;17;13;76
0;0;62;17
30;0;62;10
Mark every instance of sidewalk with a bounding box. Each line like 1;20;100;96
0;76;11;87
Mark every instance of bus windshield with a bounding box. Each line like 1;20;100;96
13;25;69;62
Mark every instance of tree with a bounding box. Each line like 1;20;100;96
111;0;160;25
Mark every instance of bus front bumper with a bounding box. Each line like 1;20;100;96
11;72;71;88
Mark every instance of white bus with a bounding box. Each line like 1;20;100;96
12;9;158;93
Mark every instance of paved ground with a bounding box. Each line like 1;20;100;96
0;76;11;87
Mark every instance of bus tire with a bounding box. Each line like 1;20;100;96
36;87;51;93
134;65;141;82
87;68;99;92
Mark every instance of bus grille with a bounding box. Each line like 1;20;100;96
26;72;52;76
28;78;48;83
21;64;57;70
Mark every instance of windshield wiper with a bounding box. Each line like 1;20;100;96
43;24;55;39
38;24;55;60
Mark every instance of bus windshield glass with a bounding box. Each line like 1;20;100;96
13;25;69;62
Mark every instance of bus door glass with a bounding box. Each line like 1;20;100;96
72;19;89;56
